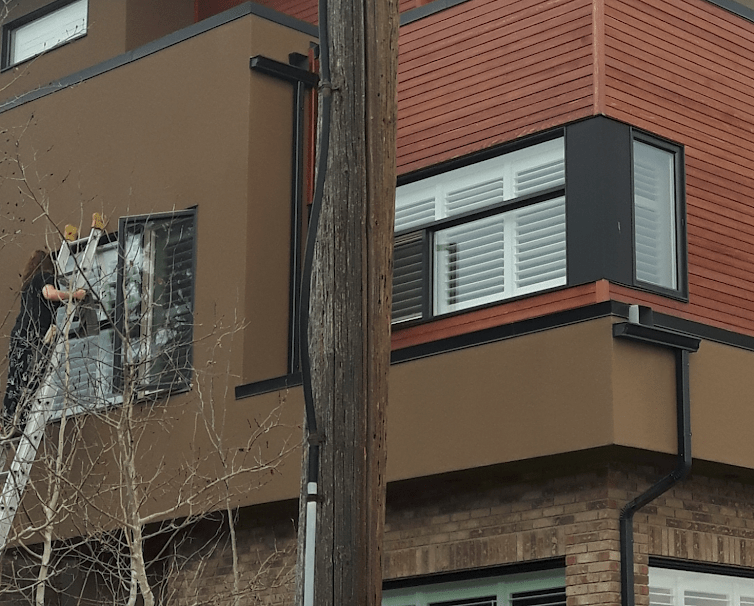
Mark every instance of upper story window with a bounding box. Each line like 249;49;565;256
383;568;566;606
3;0;88;69
392;117;688;326
393;138;565;323
50;209;195;413
633;136;682;293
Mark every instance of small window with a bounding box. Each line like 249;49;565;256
50;210;195;412
650;566;754;606
3;0;88;68
383;569;565;606
632;136;682;293
393;137;566;323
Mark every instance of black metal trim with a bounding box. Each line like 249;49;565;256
250;55;319;88
612;322;701;352
392;301;621;364
0;2;317;113
250;52;317;374
397;128;564;187
703;0;754;23
649;556;754;578
382;556;565;591
235;372;302;400
400;0;474;25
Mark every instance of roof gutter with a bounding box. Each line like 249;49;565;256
613;305;700;606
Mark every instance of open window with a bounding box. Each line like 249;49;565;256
2;0;88;69
50;209;195;413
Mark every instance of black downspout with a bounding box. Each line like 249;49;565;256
613;308;699;606
248;54;319;374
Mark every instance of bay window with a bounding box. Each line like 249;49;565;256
392;117;688;326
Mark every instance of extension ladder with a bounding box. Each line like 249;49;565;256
0;214;105;550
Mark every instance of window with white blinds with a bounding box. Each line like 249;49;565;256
6;0;88;67
650;567;754;606
382;569;565;606
633;140;678;291
393;138;565;322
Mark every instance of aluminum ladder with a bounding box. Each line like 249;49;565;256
0;214;105;550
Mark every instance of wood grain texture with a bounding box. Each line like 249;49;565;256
604;0;754;337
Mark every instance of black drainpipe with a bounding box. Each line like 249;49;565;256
612;305;700;606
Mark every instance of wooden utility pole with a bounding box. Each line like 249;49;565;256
296;0;399;602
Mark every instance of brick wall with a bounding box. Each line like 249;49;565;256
159;453;754;605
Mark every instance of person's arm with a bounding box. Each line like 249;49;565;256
42;284;86;302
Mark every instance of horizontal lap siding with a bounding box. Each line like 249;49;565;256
391;281;609;348
604;0;754;336
397;0;595;173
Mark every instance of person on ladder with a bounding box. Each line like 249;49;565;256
1;250;86;439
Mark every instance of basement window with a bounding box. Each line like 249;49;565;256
650;566;754;606
2;0;88;68
382;569;566;606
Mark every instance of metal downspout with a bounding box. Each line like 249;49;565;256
613;307;700;606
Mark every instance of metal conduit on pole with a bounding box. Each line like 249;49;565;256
613;305;700;606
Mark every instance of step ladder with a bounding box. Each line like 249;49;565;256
0;214;106;550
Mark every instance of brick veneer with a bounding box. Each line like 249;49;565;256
161;453;754;605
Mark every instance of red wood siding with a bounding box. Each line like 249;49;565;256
391;281;611;349
604;0;754;337
396;0;595;173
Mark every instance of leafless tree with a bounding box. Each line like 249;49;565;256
0;119;301;606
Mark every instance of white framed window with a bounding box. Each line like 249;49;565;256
633;138;679;292
383;569;566;606
49;210;195;413
393;137;566;323
650;566;754;606
4;0;88;68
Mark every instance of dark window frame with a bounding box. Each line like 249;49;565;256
114;208;197;399
392;130;567;326
630;128;688;300
1;0;88;71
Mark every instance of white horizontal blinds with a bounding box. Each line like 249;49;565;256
633;140;677;290
392;233;424;323
650;567;754;606
512;143;565;198
395;180;436;233
514;197;566;293
434;198;566;315
10;0;88;66
435;215;505;314
394;137;565;320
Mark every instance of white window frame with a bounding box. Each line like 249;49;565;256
4;0;88;68
383;568;565;606
650;566;754;606
392;137;566;324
